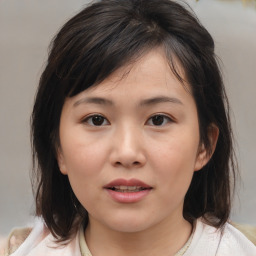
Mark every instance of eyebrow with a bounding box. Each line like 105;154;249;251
73;96;183;107
73;97;113;107
139;96;183;106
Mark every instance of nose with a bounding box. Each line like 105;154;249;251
109;124;146;169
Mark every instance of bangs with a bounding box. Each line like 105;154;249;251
51;3;165;97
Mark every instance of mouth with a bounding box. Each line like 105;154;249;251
104;178;152;192
104;178;152;202
107;186;150;193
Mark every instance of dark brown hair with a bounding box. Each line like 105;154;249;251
31;0;237;241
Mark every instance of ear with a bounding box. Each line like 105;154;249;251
194;124;219;171
56;148;68;175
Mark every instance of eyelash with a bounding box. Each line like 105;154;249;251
82;114;110;126
82;114;174;127
146;114;174;126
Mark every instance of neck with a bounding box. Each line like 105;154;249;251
85;215;192;256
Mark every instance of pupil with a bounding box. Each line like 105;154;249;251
92;116;104;126
152;115;164;126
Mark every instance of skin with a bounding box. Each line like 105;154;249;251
57;48;218;256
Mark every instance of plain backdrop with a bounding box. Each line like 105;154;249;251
0;0;255;236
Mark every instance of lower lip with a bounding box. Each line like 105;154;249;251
105;189;151;203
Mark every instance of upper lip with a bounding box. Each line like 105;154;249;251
104;178;152;189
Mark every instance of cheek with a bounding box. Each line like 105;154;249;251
60;127;110;176
59;136;111;205
63;141;109;207
63;146;107;179
149;132;199;171
148;132;199;194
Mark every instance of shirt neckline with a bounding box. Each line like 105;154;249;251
79;221;195;256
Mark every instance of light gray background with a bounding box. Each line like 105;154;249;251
0;0;255;236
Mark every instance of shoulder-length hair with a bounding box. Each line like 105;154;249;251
31;0;237;241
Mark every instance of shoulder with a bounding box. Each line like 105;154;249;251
184;218;256;256
218;222;256;255
0;218;81;256
0;218;45;256
231;222;256;245
0;227;32;256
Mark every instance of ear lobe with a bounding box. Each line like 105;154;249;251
194;124;219;171
57;149;68;175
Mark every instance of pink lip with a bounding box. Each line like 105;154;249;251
104;178;151;188
104;178;152;203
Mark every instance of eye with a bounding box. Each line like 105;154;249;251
146;114;173;126
83;114;109;126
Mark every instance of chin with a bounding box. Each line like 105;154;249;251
110;223;149;233
102;214;155;234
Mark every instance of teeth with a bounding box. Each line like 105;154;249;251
119;185;137;190
120;185;128;190
110;186;146;192
128;186;137;191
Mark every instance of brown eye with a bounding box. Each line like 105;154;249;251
152;115;164;125
84;115;109;126
147;114;172;126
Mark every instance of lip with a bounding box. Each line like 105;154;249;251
104;178;152;203
104;178;151;188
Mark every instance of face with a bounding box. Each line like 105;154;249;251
57;49;210;234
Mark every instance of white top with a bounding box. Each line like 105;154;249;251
184;219;256;256
7;218;256;256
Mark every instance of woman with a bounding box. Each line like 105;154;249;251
2;0;256;255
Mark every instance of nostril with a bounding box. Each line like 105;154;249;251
114;161;141;168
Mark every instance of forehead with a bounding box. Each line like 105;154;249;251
80;48;189;97
66;48;195;111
